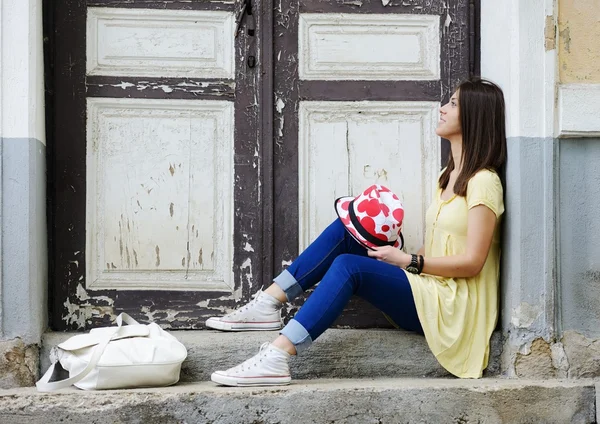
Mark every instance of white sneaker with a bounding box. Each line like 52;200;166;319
205;291;283;331
211;342;292;386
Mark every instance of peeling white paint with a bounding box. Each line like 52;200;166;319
62;298;116;329
164;310;181;321
112;82;135;90
343;0;363;6
158;85;173;93
196;291;241;310
381;0;391;6
276;98;286;137
240;258;254;288
140;306;158;323
243;242;254;252
196;299;211;308
276;98;286;113
444;12;452;29
282;260;293;267
76;284;90;301
63;299;87;329
232;283;243;300
278;116;285;137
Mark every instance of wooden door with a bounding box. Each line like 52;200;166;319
47;0;476;330
271;0;477;327
48;0;268;330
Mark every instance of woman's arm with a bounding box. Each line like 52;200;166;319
368;204;497;278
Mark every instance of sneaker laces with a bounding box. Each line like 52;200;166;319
229;342;271;373
224;291;262;319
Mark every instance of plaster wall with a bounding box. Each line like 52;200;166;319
558;0;600;84
500;136;556;342
1;139;47;343
559;139;600;337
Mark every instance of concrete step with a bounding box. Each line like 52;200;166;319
41;329;502;381
1;378;597;423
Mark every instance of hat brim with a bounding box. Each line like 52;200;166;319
334;196;401;251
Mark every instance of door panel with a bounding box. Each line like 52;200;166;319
86;8;235;78
298;13;440;81
298;101;439;254
273;0;474;327
86;98;234;291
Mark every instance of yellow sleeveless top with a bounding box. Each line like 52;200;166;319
406;169;504;378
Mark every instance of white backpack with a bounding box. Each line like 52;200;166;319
36;313;187;391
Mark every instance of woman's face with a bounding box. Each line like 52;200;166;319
436;90;461;139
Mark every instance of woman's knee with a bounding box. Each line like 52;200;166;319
331;253;355;267
329;254;360;283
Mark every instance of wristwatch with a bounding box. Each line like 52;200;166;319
405;254;420;274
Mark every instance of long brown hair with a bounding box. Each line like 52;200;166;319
439;78;507;196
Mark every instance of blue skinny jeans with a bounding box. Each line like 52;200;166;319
274;218;423;354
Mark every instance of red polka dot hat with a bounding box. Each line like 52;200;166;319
334;184;404;251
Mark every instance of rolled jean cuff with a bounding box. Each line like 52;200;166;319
273;269;304;301
280;319;312;355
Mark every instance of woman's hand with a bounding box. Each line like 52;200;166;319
367;246;412;268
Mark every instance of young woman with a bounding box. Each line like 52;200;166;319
207;77;507;385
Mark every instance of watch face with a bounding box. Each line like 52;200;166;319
406;266;419;274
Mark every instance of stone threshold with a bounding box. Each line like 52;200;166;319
0;378;598;424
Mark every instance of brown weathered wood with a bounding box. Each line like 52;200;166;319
49;0;88;331
260;0;276;287
86;77;235;100
300;0;445;14
299;80;442;102
273;0;300;295
233;0;265;303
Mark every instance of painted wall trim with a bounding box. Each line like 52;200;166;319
0;0;46;142
481;0;557;139
557;84;600;138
